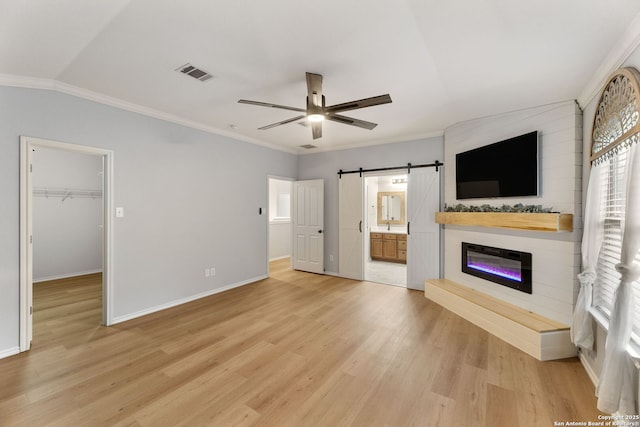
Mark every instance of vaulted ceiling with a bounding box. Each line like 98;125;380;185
2;1;640;152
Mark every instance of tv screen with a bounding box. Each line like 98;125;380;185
456;131;539;200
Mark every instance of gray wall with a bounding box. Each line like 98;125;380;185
0;86;297;354
297;138;444;274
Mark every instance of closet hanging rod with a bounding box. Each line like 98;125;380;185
338;160;442;178
33;187;103;199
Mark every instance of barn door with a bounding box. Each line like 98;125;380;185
407;167;440;290
339;174;364;280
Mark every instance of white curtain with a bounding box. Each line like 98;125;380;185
571;165;605;349
597;143;640;415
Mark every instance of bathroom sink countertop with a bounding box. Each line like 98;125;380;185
370;228;407;234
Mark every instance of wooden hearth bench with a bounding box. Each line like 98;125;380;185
424;278;575;361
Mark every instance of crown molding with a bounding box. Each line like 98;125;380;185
0;74;56;90
296;130;444;155
578;11;640;109
0;74;299;155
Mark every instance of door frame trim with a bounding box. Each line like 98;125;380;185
19;136;114;351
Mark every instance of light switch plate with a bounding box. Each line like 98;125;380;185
115;207;124;218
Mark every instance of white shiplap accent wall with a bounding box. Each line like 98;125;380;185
442;101;583;325
444;229;577;325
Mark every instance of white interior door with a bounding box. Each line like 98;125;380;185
407;167;441;290
292;179;324;274
339;174;364;280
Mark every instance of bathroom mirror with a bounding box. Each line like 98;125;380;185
377;191;406;225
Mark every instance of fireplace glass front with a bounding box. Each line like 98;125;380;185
461;242;532;294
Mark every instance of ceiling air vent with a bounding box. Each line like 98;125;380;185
300;144;317;149
176;63;214;82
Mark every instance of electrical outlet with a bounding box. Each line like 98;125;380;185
329;254;334;262
205;268;210;277
211;267;216;276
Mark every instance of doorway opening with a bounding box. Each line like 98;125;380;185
267;176;293;276
339;163;440;290
20;136;113;352
364;173;408;287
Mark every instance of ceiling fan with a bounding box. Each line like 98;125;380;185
238;72;392;140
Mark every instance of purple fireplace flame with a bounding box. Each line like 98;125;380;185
462;242;532;294
467;260;522;282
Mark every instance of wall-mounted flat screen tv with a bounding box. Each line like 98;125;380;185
456;131;539;200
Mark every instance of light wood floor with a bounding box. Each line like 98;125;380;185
0;260;602;426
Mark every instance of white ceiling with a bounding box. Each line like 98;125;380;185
2;0;640;153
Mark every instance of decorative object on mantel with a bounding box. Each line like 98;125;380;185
444;202;554;213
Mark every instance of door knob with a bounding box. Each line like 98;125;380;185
318;230;323;234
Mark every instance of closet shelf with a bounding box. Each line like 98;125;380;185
33;187;103;201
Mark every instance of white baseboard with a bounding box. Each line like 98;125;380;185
0;346;20;360
269;255;290;262
323;270;341;277
34;269;103;283
111;275;268;325
578;349;599;389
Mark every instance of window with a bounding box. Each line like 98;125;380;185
590;69;640;340
276;192;291;220
592;149;640;339
269;178;292;222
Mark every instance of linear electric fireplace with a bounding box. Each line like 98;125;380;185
461;242;532;294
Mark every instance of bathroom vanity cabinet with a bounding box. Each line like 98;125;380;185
370;232;407;264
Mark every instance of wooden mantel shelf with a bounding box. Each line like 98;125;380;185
435;211;573;232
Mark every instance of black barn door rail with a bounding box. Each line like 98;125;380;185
338;161;442;178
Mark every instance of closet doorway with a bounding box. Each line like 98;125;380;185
364;173;408;287
19;136;114;352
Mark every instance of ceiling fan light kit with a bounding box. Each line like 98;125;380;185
238;72;392;140
307;114;325;123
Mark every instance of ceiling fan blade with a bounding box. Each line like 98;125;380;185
311;121;322;139
326;113;378;130
325;94;392;113
258;115;306;130
306;72;323;107
238;99;305;113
